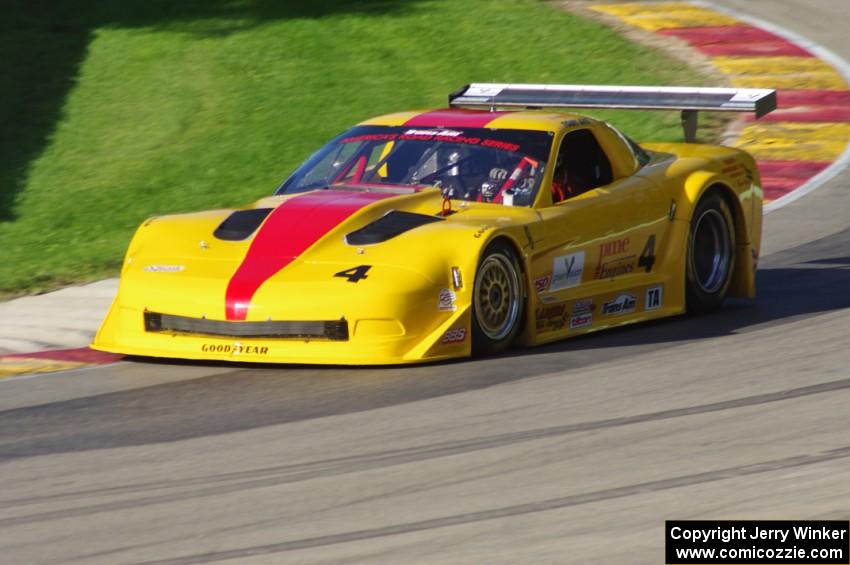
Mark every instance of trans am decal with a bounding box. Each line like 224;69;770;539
602;293;637;316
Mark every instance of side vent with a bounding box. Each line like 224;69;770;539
346;211;443;245
214;208;273;241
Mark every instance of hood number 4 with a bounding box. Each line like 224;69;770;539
335;265;372;283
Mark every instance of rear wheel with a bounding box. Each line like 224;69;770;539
471;241;524;355
686;191;736;313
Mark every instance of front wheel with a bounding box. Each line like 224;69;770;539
686;191;736;313
471;241;525;355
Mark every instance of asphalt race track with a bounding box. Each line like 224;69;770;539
1;2;848;563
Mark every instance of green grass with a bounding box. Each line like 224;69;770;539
0;0;713;296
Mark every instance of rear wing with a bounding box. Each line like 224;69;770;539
448;83;777;142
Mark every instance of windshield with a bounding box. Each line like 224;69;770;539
276;125;553;206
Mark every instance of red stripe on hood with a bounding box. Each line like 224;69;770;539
225;190;391;321
403;109;510;128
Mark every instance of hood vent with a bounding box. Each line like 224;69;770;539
346;211;442;245
214;208;273;241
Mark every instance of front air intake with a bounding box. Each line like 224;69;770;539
143;312;349;341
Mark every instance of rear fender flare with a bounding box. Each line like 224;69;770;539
682;172;756;299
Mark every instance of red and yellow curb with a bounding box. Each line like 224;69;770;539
589;1;850;207
0;348;123;379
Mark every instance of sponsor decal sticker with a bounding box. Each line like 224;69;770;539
401;131;483;145
592;235;657;279
438;288;457;312
572;298;594;314
595;257;635;279
645;285;663;311
536;304;566;318
467;85;503;96
599;237;630;258
201;343;269;355
570;312;593;329
550;251;585;291
601;293;637;316
441;328;467;344
143;264;185;273
341;133;399;144
366;127;520;152
533;275;551;294
595;238;634;279
404;128;464;137
535;303;567;333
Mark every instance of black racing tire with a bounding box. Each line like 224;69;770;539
471;240;525;355
686;191;736;313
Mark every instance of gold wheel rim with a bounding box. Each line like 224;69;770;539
474;253;520;341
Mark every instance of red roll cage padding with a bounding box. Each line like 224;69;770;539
493;156;538;204
551;179;566;203
332;155;368;184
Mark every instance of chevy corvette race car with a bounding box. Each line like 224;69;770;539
92;84;775;365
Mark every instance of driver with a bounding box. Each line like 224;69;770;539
433;146;469;198
437;145;497;200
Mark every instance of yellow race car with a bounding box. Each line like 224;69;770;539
92;84;775;365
